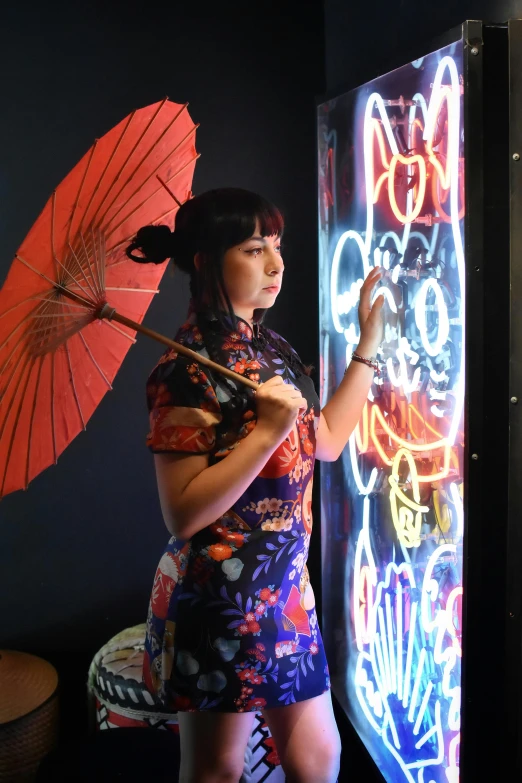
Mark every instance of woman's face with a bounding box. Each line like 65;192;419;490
220;220;284;323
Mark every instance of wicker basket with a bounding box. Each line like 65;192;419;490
0;650;59;783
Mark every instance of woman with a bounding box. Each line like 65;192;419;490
127;188;384;783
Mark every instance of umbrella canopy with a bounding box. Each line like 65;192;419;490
0;99;203;497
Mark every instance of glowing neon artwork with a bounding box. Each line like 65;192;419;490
318;38;464;783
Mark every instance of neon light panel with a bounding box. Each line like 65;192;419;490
318;39;464;783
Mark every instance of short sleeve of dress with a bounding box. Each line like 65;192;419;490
146;353;222;455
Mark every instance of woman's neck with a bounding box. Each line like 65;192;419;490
228;305;254;326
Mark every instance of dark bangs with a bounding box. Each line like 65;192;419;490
202;188;284;252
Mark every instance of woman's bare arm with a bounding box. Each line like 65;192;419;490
154;425;279;538
154;375;308;538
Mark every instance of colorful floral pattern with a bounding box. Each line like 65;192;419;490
143;307;330;711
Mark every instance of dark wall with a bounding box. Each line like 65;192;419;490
324;0;522;93
0;0;324;732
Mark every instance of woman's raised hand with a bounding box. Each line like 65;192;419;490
357;266;385;356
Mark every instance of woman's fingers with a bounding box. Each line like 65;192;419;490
258;377;306;410
372;293;386;312
259;378;304;400
359;267;383;310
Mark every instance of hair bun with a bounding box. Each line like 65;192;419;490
126;224;174;265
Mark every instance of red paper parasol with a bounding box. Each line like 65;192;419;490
0;99;256;499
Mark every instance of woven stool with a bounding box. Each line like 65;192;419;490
0;650;59;783
87;623;284;782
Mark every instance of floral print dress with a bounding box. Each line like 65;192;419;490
143;304;330;712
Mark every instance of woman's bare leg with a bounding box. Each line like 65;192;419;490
177;710;256;783
262;690;341;783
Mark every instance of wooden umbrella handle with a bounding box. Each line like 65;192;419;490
109;309;261;391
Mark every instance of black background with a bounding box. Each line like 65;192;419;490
2;0;522;780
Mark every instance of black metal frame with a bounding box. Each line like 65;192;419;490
507;17;522;780
459;19;486;783
460;21;513;782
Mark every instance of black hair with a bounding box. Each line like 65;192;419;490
126;188;310;409
128;187;285;316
